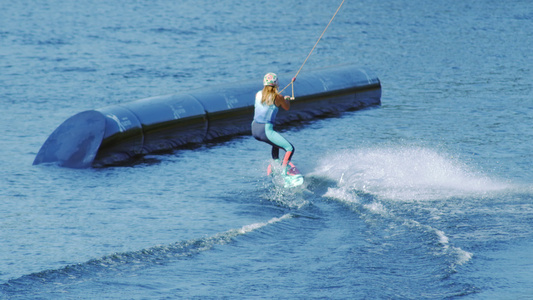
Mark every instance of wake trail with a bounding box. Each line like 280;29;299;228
304;145;512;269
1;214;293;295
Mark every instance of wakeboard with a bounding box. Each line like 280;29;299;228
268;161;305;188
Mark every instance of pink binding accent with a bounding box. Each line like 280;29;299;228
286;162;301;176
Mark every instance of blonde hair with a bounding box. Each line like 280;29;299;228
261;85;278;106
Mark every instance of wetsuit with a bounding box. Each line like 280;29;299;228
251;91;294;166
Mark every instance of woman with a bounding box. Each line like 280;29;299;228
251;72;295;175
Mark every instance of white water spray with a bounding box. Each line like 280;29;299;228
313;145;510;201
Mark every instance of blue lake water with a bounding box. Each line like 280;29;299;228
1;0;532;299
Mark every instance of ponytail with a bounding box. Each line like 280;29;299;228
261;86;278;105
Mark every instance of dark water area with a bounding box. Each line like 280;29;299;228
1;0;532;299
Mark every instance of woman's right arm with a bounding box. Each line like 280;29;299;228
275;94;290;110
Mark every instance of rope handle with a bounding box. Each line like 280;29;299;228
279;0;346;99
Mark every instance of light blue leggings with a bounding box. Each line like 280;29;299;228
251;121;294;163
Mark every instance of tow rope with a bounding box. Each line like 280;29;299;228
280;0;346;98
